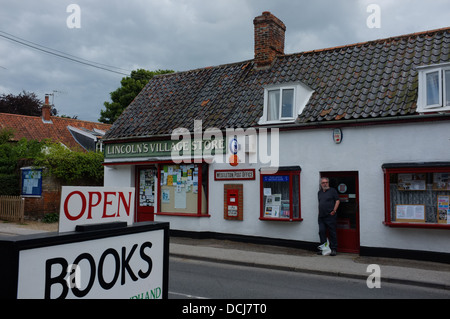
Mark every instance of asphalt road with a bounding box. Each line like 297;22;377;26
169;257;450;299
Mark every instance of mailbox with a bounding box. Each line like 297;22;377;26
226;189;239;217
224;184;243;220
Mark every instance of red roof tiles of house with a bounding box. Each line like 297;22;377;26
0;109;111;151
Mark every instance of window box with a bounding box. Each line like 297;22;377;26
383;162;450;229
260;167;302;221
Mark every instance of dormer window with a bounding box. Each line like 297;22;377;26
417;63;450;112
267;87;295;121
259;82;314;125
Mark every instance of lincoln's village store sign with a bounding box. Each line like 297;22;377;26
105;138;226;159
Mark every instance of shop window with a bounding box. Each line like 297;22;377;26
383;163;450;229
157;163;209;217
260;167;301;221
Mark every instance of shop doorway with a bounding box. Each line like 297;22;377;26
321;171;360;253
136;166;157;222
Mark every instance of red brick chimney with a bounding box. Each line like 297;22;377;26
42;94;52;123
253;11;286;68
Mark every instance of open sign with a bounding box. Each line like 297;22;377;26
59;187;135;233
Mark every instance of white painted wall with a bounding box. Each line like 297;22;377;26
105;120;450;253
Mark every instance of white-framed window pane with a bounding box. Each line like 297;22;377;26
267;90;280;121
445;70;450;106
281;89;294;118
426;71;440;106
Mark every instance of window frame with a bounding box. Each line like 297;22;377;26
424;69;442;108
259;167;302;222
418;64;450;112
444;69;450;107
266;86;296;121
383;163;450;229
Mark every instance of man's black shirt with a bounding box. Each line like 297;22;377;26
318;187;339;217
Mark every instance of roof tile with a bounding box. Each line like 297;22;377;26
0;113;111;150
105;27;450;140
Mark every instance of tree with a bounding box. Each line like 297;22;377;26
0;91;58;116
0;128;45;195
33;142;104;185
99;69;173;124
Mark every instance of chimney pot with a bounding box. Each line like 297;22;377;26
253;11;286;68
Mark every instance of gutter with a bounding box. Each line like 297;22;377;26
255;112;450;131
103;113;450;143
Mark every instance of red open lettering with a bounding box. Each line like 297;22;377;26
87;192;102;219
102;192;117;218
117;192;132;217
64;191;87;221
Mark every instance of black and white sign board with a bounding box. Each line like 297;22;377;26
0;222;169;299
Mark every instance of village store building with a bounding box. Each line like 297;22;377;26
103;12;450;262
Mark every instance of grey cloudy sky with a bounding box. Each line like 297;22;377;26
0;0;449;122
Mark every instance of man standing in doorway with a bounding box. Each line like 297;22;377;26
318;177;340;256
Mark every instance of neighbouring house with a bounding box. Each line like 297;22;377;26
0;95;111;218
0;95;111;152
103;12;450;262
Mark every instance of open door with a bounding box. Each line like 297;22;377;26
136;166;157;222
321;171;360;253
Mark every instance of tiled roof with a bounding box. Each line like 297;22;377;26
0;113;111;151
105;27;450;140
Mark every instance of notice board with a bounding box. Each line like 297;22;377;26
395;204;426;223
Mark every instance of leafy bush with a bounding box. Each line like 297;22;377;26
42;212;59;223
34;143;104;185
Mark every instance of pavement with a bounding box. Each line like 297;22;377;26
2;222;450;291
